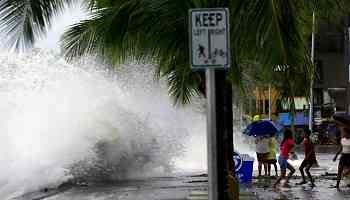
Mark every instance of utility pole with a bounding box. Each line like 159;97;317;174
309;11;315;132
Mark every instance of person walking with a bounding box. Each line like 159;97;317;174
332;116;350;189
266;134;278;177
274;129;296;187
255;136;269;177
297;128;317;186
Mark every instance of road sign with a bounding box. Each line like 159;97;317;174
189;8;230;69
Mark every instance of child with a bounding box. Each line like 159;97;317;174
274;129;296;187
297;129;317;186
266;134;278;176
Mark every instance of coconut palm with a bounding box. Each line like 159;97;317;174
0;0;76;49
0;0;349;105
236;0;350;120
1;1;349;199
60;0;312;105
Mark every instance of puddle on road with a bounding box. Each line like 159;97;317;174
250;177;350;200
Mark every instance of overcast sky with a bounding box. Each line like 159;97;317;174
35;4;87;50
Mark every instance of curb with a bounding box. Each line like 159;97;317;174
186;190;257;200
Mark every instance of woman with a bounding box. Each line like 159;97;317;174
333;125;350;188
255;136;269;176
274;129;296;187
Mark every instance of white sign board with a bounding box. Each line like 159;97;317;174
189;8;230;69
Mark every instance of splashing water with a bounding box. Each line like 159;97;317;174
0;49;207;199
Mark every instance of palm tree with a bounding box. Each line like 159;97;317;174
1;0;348;105
59;0;311;104
234;0;350;126
0;0;76;49
1;1;349;199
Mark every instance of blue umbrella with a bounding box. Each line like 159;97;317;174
243;120;282;137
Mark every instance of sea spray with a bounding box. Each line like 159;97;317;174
0;49;206;199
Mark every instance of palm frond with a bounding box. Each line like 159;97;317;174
0;0;75;49
62;0;203;104
230;0;313;101
61;0;349;104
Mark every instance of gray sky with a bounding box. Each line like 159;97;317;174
35;4;87;50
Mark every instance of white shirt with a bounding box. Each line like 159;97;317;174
342;138;350;154
255;137;269;153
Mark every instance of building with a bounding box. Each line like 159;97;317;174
313;17;350;116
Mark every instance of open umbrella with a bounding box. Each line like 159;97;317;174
243;120;282;137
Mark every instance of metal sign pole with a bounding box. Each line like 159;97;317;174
189;6;237;200
206;69;219;200
207;69;236;200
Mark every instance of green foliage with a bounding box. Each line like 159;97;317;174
61;0;314;104
235;0;350;111
229;1;313;106
62;0;202;104
0;0;76;49
2;0;350;104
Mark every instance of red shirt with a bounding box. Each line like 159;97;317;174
304;137;316;160
280;139;294;158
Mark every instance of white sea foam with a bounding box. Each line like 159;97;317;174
0;49;206;199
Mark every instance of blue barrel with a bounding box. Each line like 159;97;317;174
233;152;254;183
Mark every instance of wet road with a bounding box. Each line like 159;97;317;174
13;153;350;200
250;176;350;200
44;176;207;200
247;152;350;200
16;174;350;200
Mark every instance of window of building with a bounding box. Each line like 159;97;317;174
265;100;269;114
315;60;323;83
259;100;264;114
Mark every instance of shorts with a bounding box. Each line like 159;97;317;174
278;156;288;170
266;159;277;164
339;153;350;167
300;158;317;168
256;153;269;162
